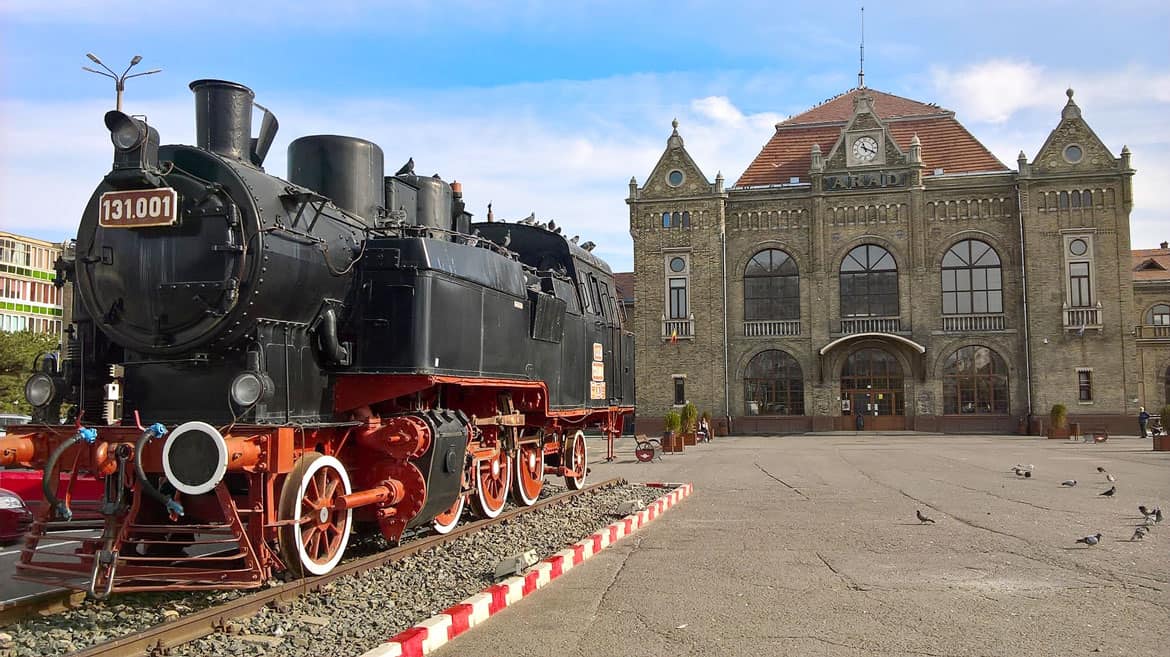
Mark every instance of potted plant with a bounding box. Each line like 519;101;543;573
681;402;698;446
663;410;682;453
1047;403;1069;439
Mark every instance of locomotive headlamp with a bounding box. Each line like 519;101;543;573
230;371;273;407
24;373;56;408
105;110;147;151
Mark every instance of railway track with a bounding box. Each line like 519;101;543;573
4;477;628;656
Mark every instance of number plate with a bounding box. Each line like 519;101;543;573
99;188;179;228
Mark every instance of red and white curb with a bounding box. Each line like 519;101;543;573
358;482;693;657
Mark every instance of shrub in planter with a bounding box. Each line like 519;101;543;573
1048;403;1069;439
681;402;699;446
663;410;682;452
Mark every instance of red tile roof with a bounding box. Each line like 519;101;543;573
736;88;1009;188
1133;247;1170;282
613;272;635;302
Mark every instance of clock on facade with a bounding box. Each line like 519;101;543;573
851;135;879;164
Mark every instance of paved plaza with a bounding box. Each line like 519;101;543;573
438;433;1169;657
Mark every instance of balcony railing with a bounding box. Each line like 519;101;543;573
662;316;694;341
1135;324;1170;340
744;320;802;337
1063;304;1102;332
839;316;901;335
941;313;1007;332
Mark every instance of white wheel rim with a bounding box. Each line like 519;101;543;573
475;454;511;519
432;494;464;534
567;430;587;488
292;455;352;576
514;445;544;506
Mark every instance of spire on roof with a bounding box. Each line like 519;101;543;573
1062;88;1081;120
668;118;684;149
857;6;866;89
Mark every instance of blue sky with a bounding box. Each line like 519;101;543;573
2;1;1168;271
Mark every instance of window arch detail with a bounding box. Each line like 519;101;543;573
743;350;804;416
839;244;898;317
744;249;799;321
941;239;1003;315
1147;303;1170;326
942;345;1009;414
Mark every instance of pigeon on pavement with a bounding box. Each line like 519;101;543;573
1097;466;1107;473
1075;533;1103;546
1061;480;1078;487
1131;526;1148;541
1099;486;1116;497
1106;473;1117;482
1156;508;1164;524
1139;505;1155;518
916;509;936;524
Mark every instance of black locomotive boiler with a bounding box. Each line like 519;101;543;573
1;79;634;594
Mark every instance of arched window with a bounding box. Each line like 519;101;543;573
744;350;804;416
1149;304;1170;326
744;249;799;321
942;346;1009;414
662;212;670;228
681;211;691;228
942;239;1003;314
840;244;898;317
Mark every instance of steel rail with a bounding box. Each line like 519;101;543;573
58;477;626;657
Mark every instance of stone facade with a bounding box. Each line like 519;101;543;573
628;88;1146;435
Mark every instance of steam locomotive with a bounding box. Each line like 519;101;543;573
0;80;634;595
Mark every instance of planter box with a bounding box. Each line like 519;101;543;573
682;431;697;446
661;432;684;453
1154;435;1170;451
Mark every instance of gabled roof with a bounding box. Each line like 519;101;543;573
613;272;635;303
736;88;1009;187
1133;247;1170;282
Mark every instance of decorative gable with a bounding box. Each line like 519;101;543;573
1032;89;1119;175
823;92;907;171
640;120;713;199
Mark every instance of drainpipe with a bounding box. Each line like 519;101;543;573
1016;157;1035;427
721;227;730;425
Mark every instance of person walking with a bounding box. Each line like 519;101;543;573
1138;406;1151;438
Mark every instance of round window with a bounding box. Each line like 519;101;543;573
1069;239;1088;256
669;257;686;273
668;170;684;186
1064;144;1083;164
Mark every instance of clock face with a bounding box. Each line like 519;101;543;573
852;136;879;163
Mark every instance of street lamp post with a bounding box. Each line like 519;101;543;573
82;53;161;111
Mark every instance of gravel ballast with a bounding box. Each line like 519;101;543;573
2;481;667;657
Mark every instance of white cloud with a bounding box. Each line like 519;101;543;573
929;60;1170;249
930;60;1050;124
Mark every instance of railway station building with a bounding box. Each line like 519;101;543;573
628;85;1166;435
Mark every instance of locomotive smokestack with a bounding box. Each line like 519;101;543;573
190;79;255;163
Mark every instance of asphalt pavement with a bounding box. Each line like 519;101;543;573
434;433;1170;657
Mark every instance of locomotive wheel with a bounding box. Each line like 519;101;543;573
511;443;544;506
472;449;511;518
563;430;588;490
278;453;353;578
432;493;465;535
